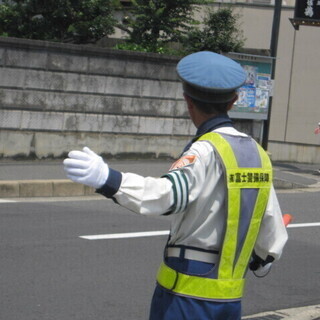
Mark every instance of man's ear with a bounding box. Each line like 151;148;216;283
184;93;195;111
227;94;238;111
183;93;191;103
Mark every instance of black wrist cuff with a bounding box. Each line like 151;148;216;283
96;168;122;198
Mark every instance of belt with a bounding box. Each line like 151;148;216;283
166;247;219;264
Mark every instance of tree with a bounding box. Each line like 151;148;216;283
0;0;117;44
117;0;205;53
182;7;245;54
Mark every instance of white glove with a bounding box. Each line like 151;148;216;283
63;147;109;189
253;262;272;277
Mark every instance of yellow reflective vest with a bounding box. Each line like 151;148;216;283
157;132;272;301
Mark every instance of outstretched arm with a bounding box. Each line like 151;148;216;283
64;147;174;216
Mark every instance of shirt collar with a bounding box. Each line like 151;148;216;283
196;114;233;137
182;114;233;154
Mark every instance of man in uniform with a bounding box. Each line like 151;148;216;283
63;51;288;320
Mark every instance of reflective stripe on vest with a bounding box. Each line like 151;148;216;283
156;132;272;301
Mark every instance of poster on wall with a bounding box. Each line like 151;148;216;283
226;53;274;120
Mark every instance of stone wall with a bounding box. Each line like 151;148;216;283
0;37;259;159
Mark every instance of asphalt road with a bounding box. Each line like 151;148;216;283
0;189;319;320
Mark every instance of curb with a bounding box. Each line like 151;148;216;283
0;179;95;198
242;304;320;320
0;178;311;198
273;178;308;190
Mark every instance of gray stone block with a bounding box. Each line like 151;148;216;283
138;117;173;135
47;52;89;73
5;48;48;69
103;114;140;134
123;60;178;80
103;76;142;96
0;110;22;129
0;130;33;157
71;113;103;132
34;132;76;158
140;78;180;99
24;69;66;91
20;111;64;131
84;185;96;195
29;131;189;159
0;88;187;117
19;180;53;197
173;118;196;136
88;56;127;76
0;181;19;198
0;68;26;88
0;48;5;66
53;180;85;197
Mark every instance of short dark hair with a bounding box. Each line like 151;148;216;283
189;96;231;115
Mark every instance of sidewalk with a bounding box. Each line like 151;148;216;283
0;159;320;198
242;304;320;320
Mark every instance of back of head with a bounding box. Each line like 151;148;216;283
177;51;246;114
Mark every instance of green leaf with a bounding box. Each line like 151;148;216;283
0;0;116;43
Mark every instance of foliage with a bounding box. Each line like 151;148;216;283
114;42;182;55
182;7;245;54
0;1;245;54
117;0;206;53
0;0;117;44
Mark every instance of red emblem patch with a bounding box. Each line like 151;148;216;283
169;155;197;171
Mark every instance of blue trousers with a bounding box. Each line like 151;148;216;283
149;258;242;320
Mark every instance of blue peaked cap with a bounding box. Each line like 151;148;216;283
177;51;246;103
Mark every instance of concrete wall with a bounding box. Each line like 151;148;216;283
0;37;258;159
1;2;319;163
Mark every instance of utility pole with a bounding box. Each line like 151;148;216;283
262;0;282;150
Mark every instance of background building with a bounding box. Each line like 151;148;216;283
0;1;319;163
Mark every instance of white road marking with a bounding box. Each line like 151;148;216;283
80;230;170;240
80;222;320;240
287;222;320;228
0;196;102;203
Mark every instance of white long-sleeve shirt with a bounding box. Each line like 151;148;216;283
98;127;288;261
